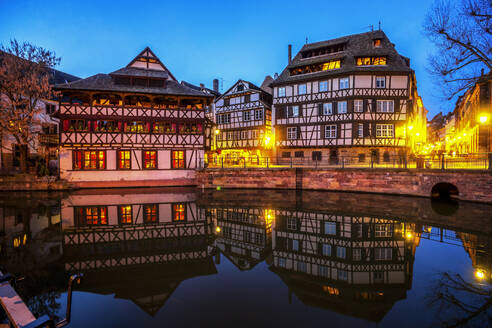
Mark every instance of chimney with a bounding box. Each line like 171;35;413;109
288;44;292;64
213;79;219;92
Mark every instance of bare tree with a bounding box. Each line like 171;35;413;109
427;272;492;327
424;0;492;100
0;40;60;172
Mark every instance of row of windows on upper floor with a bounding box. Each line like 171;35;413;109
277;76;389;97
277;100;396;119
217;109;264;124
215;92;271;107
74;203;187;226
217;129;264;141
63;120;203;134
289;56;387;76
72;149;185;170
283;123;395;140
276;237;395;261
222;227;265;245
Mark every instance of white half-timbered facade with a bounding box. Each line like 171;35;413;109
271;30;427;164
212;78;273;164
54;47;214;187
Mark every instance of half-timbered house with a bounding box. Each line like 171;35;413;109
212;78;273;165
270;210;419;320
271;30;427;164
54;47;214;187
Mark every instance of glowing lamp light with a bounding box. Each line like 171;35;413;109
478;115;489;124
216;226;221;233
475;269;485;280
415;133;420;137
214;129;220;135
264;136;271;146
405;232;413;239
408;125;414;131
216;186;221;191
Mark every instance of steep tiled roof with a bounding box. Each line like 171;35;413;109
272;30;413;86
55;73;212;97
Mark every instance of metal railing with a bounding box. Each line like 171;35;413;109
201;153;492;171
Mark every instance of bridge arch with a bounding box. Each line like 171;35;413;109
431;182;459;200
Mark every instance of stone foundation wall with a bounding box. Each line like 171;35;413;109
197;168;492;203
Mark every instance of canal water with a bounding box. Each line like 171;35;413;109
0;188;490;328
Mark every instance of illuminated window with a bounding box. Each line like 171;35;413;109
125;121;149;133
298;84;307;95
322;285;340;296
278;87;286;97
278;257;286;268
172;150;185;168
95;120;119;132
338;101;347;113
251;130;259;139
172;203;186;221
241;130;249;139
118;150;131;169
325;125;337;139
66;119;89;132
153;122;176;134
243;111;251;121
287;127;297;140
339;78;349;89
118;205;132;224
75;206;108;226
356;56;387;66
178;123;203;134
376;100;394;113
376;124;394;138
354;99;363;112
373;39;382;48
319;81;328;92
143;151;157;169
322;60;341;70
323;103;333;115
143;204;158;223
324;222;336;235
73;150;106;170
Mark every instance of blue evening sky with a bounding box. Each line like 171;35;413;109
1;0;447;118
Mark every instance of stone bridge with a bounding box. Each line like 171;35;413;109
197;168;492;203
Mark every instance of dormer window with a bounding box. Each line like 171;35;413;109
356;56;387;66
373;39;382;48
236;85;244;92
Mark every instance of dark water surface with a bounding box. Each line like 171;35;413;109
0;188;491;328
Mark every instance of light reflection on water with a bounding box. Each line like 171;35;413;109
0;188;490;328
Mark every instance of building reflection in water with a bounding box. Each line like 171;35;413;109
0;188;490;324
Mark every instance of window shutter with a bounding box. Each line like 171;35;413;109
372;99;377;113
348;100;353;113
297;126;301;139
299;105;303;117
394;99;400;112
364;123;370;137
146;122;151;132
318;103;323;116
117;122;122;131
363;99;368;113
333;102;337;114
337;124;341;138
276;126;284;141
63;120;69;131
287;106;293;118
320;125;325;139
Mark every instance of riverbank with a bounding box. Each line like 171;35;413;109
197;167;492;203
0;174;74;191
